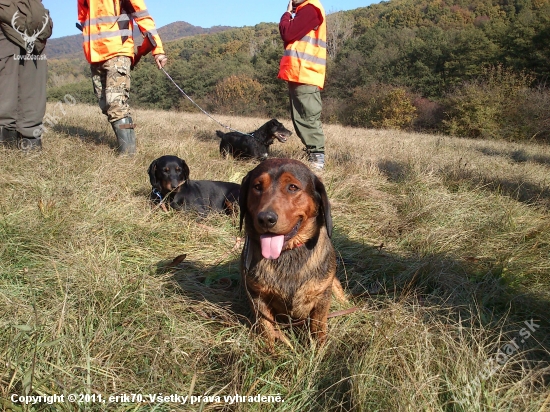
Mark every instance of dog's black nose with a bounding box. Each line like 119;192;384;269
257;211;278;229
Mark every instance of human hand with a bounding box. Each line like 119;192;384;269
286;0;293;13
154;54;168;69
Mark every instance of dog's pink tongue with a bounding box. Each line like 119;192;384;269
260;234;285;260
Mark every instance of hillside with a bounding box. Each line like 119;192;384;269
46;21;233;59
1;103;549;410
47;0;550;142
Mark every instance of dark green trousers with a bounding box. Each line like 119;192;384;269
0;32;47;138
288;82;325;153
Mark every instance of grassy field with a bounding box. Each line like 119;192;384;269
1;103;549;411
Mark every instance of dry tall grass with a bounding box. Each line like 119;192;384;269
1;103;549;411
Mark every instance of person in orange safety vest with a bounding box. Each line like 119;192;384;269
77;0;167;155
278;0;327;170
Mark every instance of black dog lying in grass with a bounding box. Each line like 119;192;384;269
216;119;292;160
148;155;240;215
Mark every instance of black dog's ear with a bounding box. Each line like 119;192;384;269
180;159;190;181
314;175;333;238
239;172;251;232
148;159;160;189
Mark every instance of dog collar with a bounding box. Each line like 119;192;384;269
152;188;163;200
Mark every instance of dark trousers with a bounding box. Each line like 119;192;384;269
288;82;325;153
0;32;47;138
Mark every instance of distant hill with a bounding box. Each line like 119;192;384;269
45;21;233;59
158;21;232;43
45;33;82;59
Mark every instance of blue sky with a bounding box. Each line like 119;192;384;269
43;0;379;39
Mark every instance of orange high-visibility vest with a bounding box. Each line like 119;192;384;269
278;0;327;89
77;0;164;63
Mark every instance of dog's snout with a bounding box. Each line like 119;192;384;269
171;179;181;190
257;210;278;229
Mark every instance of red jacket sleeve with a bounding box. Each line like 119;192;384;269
77;0;88;23
127;0;165;55
279;4;323;45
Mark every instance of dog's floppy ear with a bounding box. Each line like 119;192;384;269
314;175;333;238
148;159;160;189
239;172;251;232
180;159;190;181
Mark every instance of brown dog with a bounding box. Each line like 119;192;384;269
239;158;346;348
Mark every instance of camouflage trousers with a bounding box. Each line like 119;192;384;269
90;56;131;123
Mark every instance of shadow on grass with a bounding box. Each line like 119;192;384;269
51;123;117;149
477;146;550;167
155;253;250;324
377;159;411;182
155;228;550;335
441;161;550;208
153;228;549;409
329;232;550;408
333;230;550;338
377;157;550;208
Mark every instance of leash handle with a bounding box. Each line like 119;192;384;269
161;67;254;137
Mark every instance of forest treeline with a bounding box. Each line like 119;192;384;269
48;0;550;141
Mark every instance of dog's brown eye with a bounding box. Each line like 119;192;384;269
253;183;262;192
175;167;181;172
288;184;299;192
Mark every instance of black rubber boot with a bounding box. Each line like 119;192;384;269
111;117;136;155
0;127;18;147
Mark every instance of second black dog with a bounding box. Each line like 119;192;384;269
148;155;240;215
216;119;292;160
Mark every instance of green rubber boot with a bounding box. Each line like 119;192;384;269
111;117;136;155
